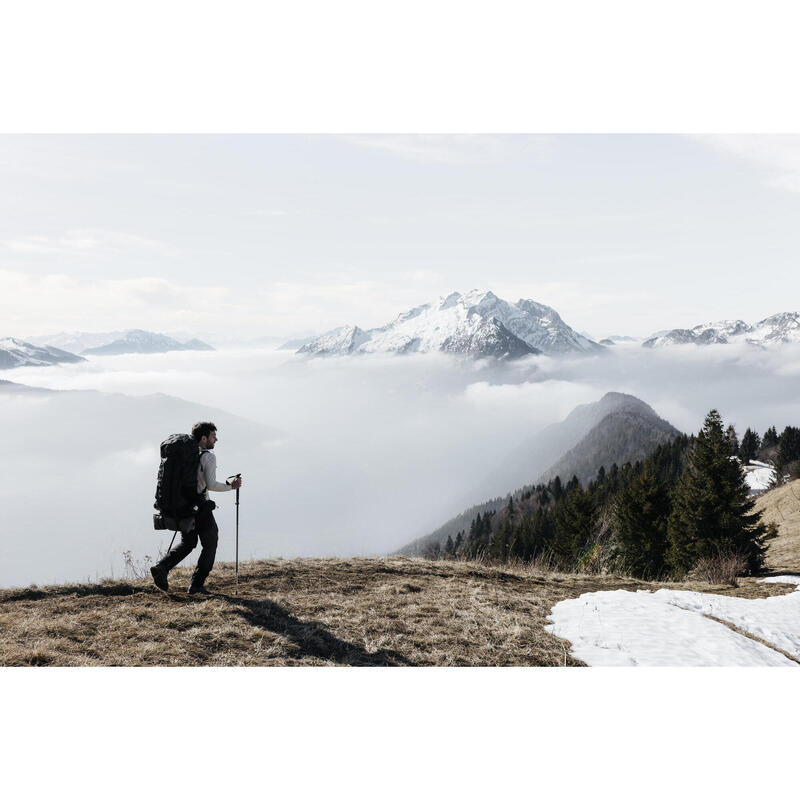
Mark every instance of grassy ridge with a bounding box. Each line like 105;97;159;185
0;557;791;667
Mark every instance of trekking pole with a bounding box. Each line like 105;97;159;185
229;474;241;594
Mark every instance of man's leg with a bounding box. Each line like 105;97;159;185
189;505;218;591
156;531;199;572
151;530;199;590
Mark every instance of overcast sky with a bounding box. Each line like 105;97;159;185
2;134;800;341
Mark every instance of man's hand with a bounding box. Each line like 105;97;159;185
230;476;243;490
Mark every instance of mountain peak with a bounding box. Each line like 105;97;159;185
644;311;800;348
297;290;602;358
438;291;462;310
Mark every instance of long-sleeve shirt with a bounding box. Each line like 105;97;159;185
197;448;234;499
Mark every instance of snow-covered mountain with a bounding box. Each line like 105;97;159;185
0;338;86;369
81;330;215;356
29;330;215;356
299;290;602;358
26;331;127;354
746;312;800;345
643;313;800;348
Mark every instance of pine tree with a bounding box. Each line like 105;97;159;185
739;428;761;463
614;463;670;577
779;426;800;464
771;452;786;488
490;519;512;561
445;535;455;557
763;426;779;448
725;424;739;457
551;485;597;569
667;410;771;576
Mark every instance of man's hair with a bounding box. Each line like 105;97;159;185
192;421;217;441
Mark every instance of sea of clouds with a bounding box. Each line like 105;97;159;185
2;341;800;588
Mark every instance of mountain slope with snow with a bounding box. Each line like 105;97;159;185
30;330;215;356
0;338;86;370
643;312;800;348
299;290;601;358
81;330;214;356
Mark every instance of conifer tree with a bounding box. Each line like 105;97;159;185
739;428;760;463
551;485;597;569
490;518;512;561
614;463;670;577
725;424;739;457
667;410;771;576
763;426;779;448
771;453;786;488
779;426;800;464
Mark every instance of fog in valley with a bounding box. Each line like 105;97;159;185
3;342;800;588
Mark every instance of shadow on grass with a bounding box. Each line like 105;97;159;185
220;594;413;666
0;582;144;603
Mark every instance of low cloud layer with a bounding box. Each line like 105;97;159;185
3;342;800;588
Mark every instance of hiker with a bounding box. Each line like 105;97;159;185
150;421;243;595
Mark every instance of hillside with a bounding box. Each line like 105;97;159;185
754;480;800;572
537;407;681;486
0;337;85;369
0;557;791;667
399;392;680;556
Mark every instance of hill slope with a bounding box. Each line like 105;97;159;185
399;392;681;556
0;338;85;369
754;480;800;572
0;558;788;667
538;407;681;486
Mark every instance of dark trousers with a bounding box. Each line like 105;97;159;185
156;502;219;588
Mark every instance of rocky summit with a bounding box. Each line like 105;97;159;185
299;290;602;358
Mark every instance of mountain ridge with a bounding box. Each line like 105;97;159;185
299;289;601;359
643;312;800;348
0;338;86;370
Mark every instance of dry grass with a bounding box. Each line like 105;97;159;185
0;557;792;667
754;479;800;572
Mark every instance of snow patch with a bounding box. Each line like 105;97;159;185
546;585;800;666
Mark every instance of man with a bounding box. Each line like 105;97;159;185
150;421;243;595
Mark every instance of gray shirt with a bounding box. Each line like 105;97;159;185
197;448;234;499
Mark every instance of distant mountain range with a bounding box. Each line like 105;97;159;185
0;338;86;370
26;330;214;356
643;312;800;348
397;392;682;556
299;290;603;358
82;330;214;356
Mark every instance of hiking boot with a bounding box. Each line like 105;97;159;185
188;584;211;596
150;565;169;592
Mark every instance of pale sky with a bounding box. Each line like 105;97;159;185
2;134;800;342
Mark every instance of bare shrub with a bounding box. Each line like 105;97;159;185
122;550;153;580
693;551;749;586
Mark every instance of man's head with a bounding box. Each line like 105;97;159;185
192;421;218;449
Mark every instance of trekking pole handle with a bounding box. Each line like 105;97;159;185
228;473;242;499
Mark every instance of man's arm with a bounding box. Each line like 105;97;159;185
202;451;233;492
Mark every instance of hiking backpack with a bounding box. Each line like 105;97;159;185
153;433;202;531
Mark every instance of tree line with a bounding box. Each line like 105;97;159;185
426;411;796;579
